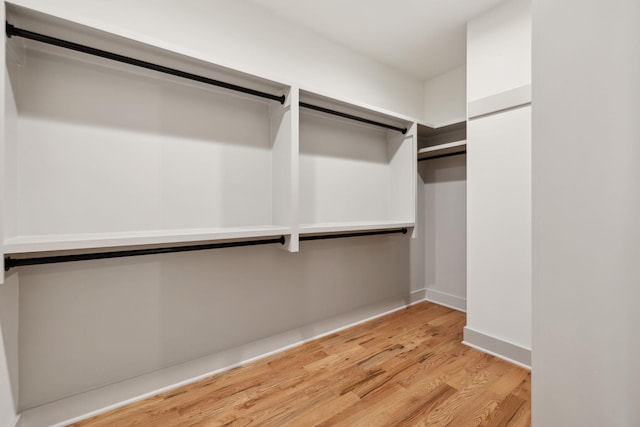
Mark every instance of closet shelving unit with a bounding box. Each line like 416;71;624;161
298;90;416;238
2;3;297;278
1;3;417;280
417;121;467;162
0;2;421;424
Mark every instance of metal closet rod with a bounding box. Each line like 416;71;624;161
3;236;286;271
300;228;408;242
418;151;466;162
5;22;286;105
299;102;407;134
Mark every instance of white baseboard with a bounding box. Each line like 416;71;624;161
463;326;531;369
409;288;426;304
425;288;466;312
18;296;413;427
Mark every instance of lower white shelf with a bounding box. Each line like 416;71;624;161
299;221;414;235
2;221;412;255
3;226;291;254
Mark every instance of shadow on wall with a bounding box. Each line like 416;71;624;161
0;274;19;418
418;155;467;307
16;234;411;409
418;154;467;184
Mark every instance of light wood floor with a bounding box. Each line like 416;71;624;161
72;302;531;426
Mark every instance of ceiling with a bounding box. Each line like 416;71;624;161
248;0;506;81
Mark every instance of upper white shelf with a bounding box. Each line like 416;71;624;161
3;226;292;254
5;1;289;96
299;90;413;134
299;221;413;235
3;4;297;258
417;121;466;162
418;140;467;160
2;3;418;262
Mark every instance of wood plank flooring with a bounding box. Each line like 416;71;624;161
71;302;531;426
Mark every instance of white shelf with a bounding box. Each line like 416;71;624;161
3;226;291;254
418;140;467;160
3;4;296;258
299;90;416;228
298;86;418;126
299;221;413;235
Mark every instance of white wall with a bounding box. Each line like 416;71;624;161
8;0;425;119
421;66;467;311
421;156;467;311
532;0;640;425
0;2;19;425
466;0;531;103
423;66;466;126
0;335;15;427
466;107;531;350
0;277;19;427
464;0;532;366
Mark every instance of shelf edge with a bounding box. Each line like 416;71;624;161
418;140;467;154
3;227;292;254
299;221;414;235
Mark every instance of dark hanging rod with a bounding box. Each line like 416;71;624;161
5;22;286;104
4;236;285;272
300;228;407;242
300;102;407;134
418;151;466;162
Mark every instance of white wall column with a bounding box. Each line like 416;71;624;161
464;0;532;367
532;0;640;425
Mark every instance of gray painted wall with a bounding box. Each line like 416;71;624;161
420;155;467;310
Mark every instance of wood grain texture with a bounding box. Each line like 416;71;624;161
71;302;530;426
